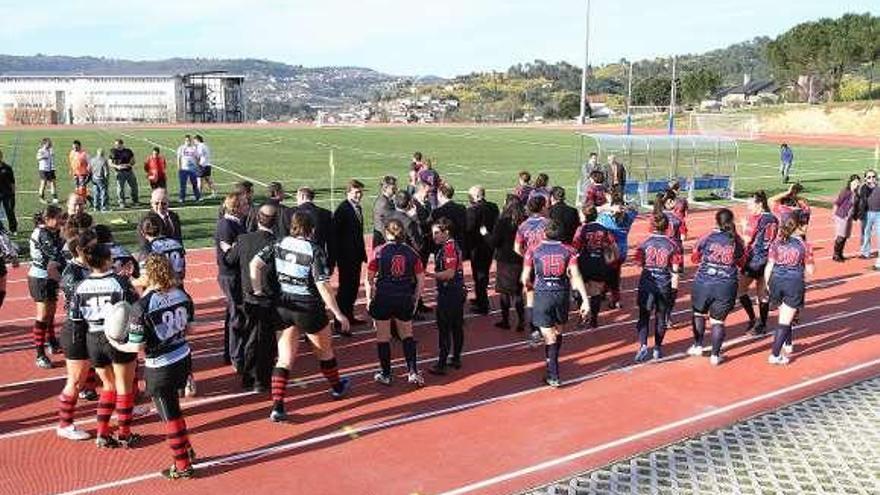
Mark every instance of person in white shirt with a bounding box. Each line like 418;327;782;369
194;135;216;198
36;138;58;204
175;135;201;203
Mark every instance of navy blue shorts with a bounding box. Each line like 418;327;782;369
579;256;610;284
638;284;673;312
742;259;767;280
770;277;805;309
532;291;571;328
368;295;415;322
691;280;737;321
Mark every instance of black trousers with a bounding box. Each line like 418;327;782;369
0;195;16;233
436;292;465;366
469;249;492;309
241;302;278;386
336;261;362;320
217;274;244;366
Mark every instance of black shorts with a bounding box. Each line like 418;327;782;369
86;331;137;368
579;256;610;284
145;355;191;398
742;260;767;280
638;284;673;312
197;166;212;178
532;291;571;328
39;170;56;181
276;300;329;334
770;277;805;309
495;261;523;295
691;280;737;321
28;276;58;302
368;295;415;322
60;320;89;361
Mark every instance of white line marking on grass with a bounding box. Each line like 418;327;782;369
49;306;880;495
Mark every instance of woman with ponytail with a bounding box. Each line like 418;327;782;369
770;183;811;237
764;212;814;365
738;190;779;336
28;204;66;369
654;190;686;327
689;208;746;365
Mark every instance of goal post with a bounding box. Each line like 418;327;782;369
688;112;759;141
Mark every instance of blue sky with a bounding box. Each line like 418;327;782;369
0;0;877;76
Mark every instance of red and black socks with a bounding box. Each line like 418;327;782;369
32;320;48;356
319;359;343;393
164;417;192;471
58;393;77;428
96;390;117;438
115;393;135;439
270;367;288;407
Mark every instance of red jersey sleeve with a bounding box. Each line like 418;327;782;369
670;242;684;267
571;225;584;250
691;238;704;264
678;219;688;239
768;241;779;263
803;241;814;266
566;246;579;267
413;257;424;275
443;242;459;270
367;245;383;272
634;243;645;266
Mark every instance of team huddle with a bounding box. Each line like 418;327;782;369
0;144;819;481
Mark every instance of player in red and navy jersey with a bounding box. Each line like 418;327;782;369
583;171;609;207
654;191;687;328
633;213;682;362
738;190;779;336
765;213;814;365
688;208;747;365
512;171;534;203
571;203;618;328
528;173;551;201
428;217;467;376
770;183;811;237
514;195;549;341
522;220;590;387
69;240;140;448
109;254;197;479
668;180;689;221
366;219;426;386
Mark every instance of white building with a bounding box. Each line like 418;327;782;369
0;72;245;125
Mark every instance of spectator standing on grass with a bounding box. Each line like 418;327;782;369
37;138;58;205
831;174;861;262
68;141;92;207
417;159;441;209
780;144;794;184
372;175;398;248
109;139;139;208
0;150;17;234
194;135;216;198
607;155;628;193
88;148;110;212
176;135;200;203
582;152;601;178
143;147;167;190
858;170;880;263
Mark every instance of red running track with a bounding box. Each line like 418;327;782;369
0;205;878;495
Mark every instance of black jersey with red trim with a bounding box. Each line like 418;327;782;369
368;241;424;298
141;236;186;280
434;238;464;295
127;288;194;368
69;273;138;333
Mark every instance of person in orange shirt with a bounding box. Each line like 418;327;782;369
144;147;168;190
68;141;92;207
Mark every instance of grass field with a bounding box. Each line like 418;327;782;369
0;125;875;250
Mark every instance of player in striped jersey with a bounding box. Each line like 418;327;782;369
95;225;140;279
28;205;66;368
139;213;187;283
512;171;534;203
738;191;779;336
765;213;814;365
70;241;139;448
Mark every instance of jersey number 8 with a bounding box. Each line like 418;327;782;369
158;306;188;340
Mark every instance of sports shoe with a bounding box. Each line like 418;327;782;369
652;348;663;360
407;372;425;388
269;405;287;423
161;464;195;480
528;330;543;347
783;343;794;354
768;354;790;365
131;404;152;419
78;389;99;401
330;377;351;400
47;338;62;354
750;323;767;337
187;446;197;462
373;372;393;386
96;435;120;449
184;375;197;398
117;433;141;449
686;344;704;357
35;355;52;369
427;364;446;376
634;345;650;363
544;375;561;388
709;355;723;366
56;424;90;441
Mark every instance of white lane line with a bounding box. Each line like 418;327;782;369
50;306;880;495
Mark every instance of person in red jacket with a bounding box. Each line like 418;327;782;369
144;147;168;190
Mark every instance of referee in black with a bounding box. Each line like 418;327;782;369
0;150;16;235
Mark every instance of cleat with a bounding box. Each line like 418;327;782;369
373;372;393;386
768;354;790;366
35;355;53;369
544;375;561;388
634;345;650;363
407;372;425;388
131;404;152;419
686;344;704;357
161;464;195;480
783;343;794;354
269;406;287;423
79;389;99;401
330;377;351;400
117;433;141;449
427;364;447;376
96;435;120;449
750;323;767;337
652;348;663;360
183;375;197;398
56;424;90;441
709;355;723;366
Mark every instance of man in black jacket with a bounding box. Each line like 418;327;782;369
548;186;580;244
332;180;368;334
295;186;334;272
372;175;397;249
263;181;294;239
138;188;182;248
384;190;423;252
0;150;16;234
224;204;279;391
465;185;499;314
216;193;247;367
431;183;468;257
412;181;434;314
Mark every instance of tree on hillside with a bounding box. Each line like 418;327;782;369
680;68;722;104
632;77;675;106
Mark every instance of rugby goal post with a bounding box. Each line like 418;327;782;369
688;112;759;141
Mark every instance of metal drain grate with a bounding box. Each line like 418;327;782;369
524;376;880;495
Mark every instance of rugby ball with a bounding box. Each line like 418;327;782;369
104;301;132;343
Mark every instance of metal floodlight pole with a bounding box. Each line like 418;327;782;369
579;0;592;125
625;60;633;135
668;55;676;135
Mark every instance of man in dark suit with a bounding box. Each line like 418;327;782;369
465;185;499;314
372;175;397;248
383;191;423;252
216;193;247;367
332;180;367;334
263;181;294;239
412;181;434;314
431;183;468;257
224;204;279;391
549;186;580;244
138;188;182;248
295;186;334;271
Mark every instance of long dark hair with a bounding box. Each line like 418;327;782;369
778;212;803;242
500;194;526;226
652;212;669;233
716;208;736;235
781;183;804;207
753;190;770;212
